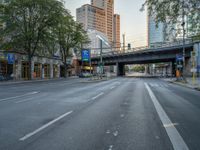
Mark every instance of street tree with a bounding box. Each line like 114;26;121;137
142;0;200;39
55;14;90;77
0;0;65;79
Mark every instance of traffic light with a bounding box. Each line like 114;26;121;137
128;43;131;50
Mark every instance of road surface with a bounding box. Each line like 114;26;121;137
0;77;200;150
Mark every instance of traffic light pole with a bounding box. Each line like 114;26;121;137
100;39;103;78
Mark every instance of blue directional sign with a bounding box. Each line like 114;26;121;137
176;54;183;61
7;53;15;64
81;49;90;62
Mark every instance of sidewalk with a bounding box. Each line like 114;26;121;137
79;76;113;83
162;77;200;91
0;76;79;86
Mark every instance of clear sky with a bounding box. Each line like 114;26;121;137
65;0;147;47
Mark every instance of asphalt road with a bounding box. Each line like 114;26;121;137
0;77;200;150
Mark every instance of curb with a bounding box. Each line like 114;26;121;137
169;81;200;91
0;77;78;86
79;78;110;83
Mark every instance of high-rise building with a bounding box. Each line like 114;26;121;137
113;14;120;49
91;0;114;43
76;4;106;34
147;14;166;47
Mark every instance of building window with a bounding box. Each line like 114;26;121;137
44;64;50;78
34;63;41;78
21;62;29;80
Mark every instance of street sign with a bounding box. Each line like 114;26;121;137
191;51;197;57
176;54;183;61
177;65;183;68
7;53;15;64
81;49;90;62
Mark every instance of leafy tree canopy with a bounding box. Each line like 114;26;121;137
142;0;200;38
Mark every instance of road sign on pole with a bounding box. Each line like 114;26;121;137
81;49;91;62
176;54;183;61
7;53;15;64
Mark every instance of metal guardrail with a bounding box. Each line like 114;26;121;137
91;39;195;58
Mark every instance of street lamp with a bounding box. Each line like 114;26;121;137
96;35;110;78
181;0;186;81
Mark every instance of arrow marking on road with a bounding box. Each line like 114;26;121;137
19;111;73;141
145;83;189;150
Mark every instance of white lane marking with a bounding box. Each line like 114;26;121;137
106;130;111;134
108;145;113;150
164;123;179;128
91;92;104;100
110;86;116;90
120;114;125;118
144;83;189;150
19;111;73;141
0;92;39;102
15;97;35;104
15;93;48;104
113;131;118;137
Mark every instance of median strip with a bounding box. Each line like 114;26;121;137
144;83;189;150
19;111;73;141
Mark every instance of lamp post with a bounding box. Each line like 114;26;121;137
96;35;110;78
181;0;186;80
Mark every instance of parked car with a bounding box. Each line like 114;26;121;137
0;75;5;81
0;74;14;81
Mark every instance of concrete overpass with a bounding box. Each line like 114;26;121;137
90;41;195;76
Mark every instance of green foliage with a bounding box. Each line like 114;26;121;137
142;0;200;38
0;0;90;78
0;0;65;55
131;65;145;72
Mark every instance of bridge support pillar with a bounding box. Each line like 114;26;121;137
116;63;125;76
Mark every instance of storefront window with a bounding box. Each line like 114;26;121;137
34;63;41;78
0;61;7;76
0;61;14;80
44;64;50;78
21;62;29;80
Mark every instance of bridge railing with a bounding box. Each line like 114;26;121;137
91;39;194;58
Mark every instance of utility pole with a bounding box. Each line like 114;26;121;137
122;34;126;52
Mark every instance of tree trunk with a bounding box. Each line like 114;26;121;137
28;55;32;80
64;64;67;78
63;48;68;78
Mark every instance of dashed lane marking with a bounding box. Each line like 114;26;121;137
0;92;39;102
91;92;104;100
19;111;73;141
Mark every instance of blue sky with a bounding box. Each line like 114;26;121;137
65;0;147;47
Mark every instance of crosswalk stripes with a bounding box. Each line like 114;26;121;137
149;83;169;88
